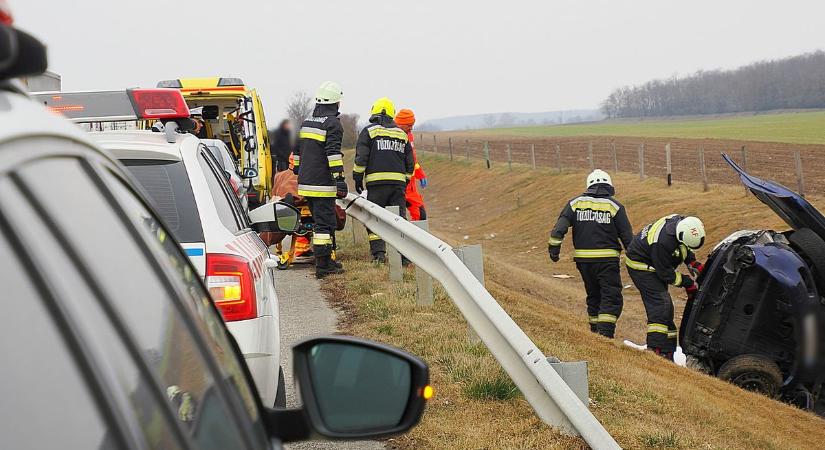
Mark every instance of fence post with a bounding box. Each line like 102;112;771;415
484;141;491;169
448;137;454;161
453;244;484;344
507;143;512;171
412;220;433;306
795;150;805;197
699;146;709;192
530;143;537;169
555;144;562;173
741;145;749;196
385;206;403;281
639;143;645;180
588;141;594;170
465;139;470;161
433;135;438;154
665;143;672;186
611;141;618;172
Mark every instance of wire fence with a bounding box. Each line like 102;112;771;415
416;134;822;196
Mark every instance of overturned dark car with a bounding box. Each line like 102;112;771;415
681;154;825;416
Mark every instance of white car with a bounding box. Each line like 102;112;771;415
35;89;285;407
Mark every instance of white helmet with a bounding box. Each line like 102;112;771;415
677;216;705;249
315;81;343;104
586;169;612;188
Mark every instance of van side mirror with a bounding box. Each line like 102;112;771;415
241;167;258;179
265;336;430;443
249;201;300;233
0;26;14;72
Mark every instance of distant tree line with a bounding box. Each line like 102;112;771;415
601;50;825;118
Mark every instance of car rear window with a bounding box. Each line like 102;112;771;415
121;159;205;243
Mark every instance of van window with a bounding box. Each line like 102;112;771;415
121;159;205;243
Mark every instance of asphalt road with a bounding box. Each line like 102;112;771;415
275;264;384;450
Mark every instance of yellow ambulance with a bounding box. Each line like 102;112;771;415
157;77;272;206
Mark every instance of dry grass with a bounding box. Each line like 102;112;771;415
328;151;825;449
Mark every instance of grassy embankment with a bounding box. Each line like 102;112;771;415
451;110;825;145
326;150;825;449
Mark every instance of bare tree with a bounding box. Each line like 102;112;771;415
340;113;360;148
285;91;314;129
481;114;497;129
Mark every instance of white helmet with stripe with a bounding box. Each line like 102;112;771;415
677;216;705;249
315;81;343;104
586;169;612;188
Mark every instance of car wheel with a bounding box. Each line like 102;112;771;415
717;354;783;398
788;228;825;294
275;366;287;408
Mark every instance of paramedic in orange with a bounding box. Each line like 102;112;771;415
394;109;428;220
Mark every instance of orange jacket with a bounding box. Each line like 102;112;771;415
405;131;426;217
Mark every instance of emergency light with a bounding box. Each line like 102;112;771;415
0;0;12;26
32;88;190;122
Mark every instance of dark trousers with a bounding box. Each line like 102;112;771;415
366;184;406;257
576;261;623;338
274;159;290;172
628;269;677;355
306;197;336;258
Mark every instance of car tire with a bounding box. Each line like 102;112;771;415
717;354;784;398
788;228;825;295
274;366;287;408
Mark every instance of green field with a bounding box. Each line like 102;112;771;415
477;110;825;145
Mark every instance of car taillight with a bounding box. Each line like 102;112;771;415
206;253;257;322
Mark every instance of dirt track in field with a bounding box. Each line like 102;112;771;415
417;133;825;196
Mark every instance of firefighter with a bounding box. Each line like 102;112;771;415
625;214;705;360
394;108;428;220
294;81;348;279
548;169;633;338
353;97;414;263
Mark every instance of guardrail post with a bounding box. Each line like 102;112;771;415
351;217;366;245
412;220;433;306
453;244;484;344
530;143;537;169
385;206;403;281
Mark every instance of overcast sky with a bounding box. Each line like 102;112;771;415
14;0;825;123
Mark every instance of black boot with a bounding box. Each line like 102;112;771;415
597;323;616;339
372;252;386;264
316;255;344;279
650;347;674;361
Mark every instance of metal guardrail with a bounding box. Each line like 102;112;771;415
339;194;620;450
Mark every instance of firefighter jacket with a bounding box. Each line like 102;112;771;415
353;114;414;188
625;214;697;287
295;103;344;198
549;184;633;262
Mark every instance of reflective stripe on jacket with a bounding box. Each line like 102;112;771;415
548;184;633;262
625;214;695;286
354;114;414;187
296;103;343;197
